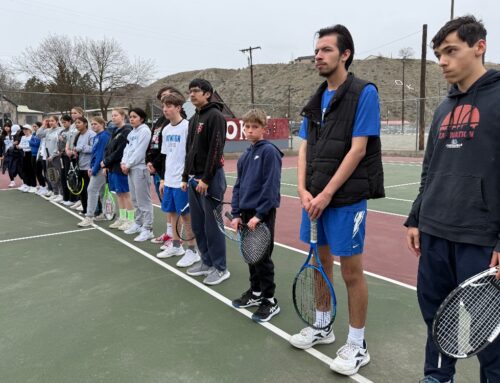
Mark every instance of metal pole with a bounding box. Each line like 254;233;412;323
450;0;454;19
419;24;427;150
240;46;261;109
401;58;405;134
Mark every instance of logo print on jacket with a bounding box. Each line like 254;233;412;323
438;104;480;148
197;123;204;134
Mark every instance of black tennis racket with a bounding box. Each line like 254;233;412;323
432;266;500;359
224;212;271;265
175;203;196;241
67;161;84;195
292;219;337;330
46;149;60;183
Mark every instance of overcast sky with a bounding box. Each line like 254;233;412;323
1;0;498;83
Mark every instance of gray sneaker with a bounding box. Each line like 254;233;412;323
186;262;212;276
203;268;230;285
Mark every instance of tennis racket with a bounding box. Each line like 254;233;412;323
46;149;60;183
292;219;337;330
224;212;271;265
175;203;196;241
67;161;84;195
432;266;500;359
103;182;116;221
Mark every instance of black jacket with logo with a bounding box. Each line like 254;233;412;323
102;124;132;174
182;102;226;184
406;69;500;250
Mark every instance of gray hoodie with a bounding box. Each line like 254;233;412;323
75;129;96;170
122;123;151;170
45;127;64;157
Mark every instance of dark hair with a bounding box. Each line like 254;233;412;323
3;120;12;128
129;107;147;123
188;78;214;98
316;24;355;70
156;85;184;101
161;93;185;107
35;121;42;128
75;116;88;125
61;114;72;123
432;15;486;50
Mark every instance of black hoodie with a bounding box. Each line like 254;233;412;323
182;102;226;184
406;69;500;251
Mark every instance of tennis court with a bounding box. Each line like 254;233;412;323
0;157;480;383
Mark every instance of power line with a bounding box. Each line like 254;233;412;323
239;46;261;107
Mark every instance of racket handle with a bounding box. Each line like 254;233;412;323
225;211;234;220
310;219;317;244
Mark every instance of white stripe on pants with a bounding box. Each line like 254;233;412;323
86;169;106;218
128;167;153;230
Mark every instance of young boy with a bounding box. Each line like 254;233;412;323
157;93;200;268
230;108;283;322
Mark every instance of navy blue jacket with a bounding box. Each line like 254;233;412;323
231;140;283;220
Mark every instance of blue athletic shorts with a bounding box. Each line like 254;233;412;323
300;200;367;256
161;186;189;214
108;171;129;193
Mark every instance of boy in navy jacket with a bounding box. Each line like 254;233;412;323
230;109;283;322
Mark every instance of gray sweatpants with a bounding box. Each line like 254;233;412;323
128;167;153;230
86;169;106;218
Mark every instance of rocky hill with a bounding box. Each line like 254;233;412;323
130;58;500;126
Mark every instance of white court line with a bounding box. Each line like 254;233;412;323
48;200;374;383
384;197;414;203
0;228;95;244
385;182;420;189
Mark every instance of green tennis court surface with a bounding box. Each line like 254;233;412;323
0;160;480;382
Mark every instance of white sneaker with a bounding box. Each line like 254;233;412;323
156;246;185;259
108;218;124;229
134;229;154;242
28;187;37;193
22;185;30;193
176;249;201;267
53;195;63;202
48;194;58;201
118;220;133;231
18;184;29;192
78;217;94;227
62;200;74;206
8;181;16;188
94;213;107;221
160;240;174;250
289;325;335;349
39;188;49;196
124;223;142;235
70;200;82;210
330;341;370;376
45;191;54;198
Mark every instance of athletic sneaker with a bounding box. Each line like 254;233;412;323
38;188;49;196
160;239;177;250
124;223;142;235
118;220;134;231
156;246;185;259
418;377;453;383
76;205;83;212
186;262;212;276
232;289;263;308
18;184;29;192
78;217;94;227
53;195;63;202
134;229;154;242
151;232;171;244
252;298;281;322
330;341;370;376
8;181;15;188
70;200;82;210
28;187;37;193
176;249;201;268
48;194;59;201
289;325;335;349
62;200;75;206
203;268;230;285
94;213;107;221
109;218;124;229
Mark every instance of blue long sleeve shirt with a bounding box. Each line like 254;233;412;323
90;130;111;176
231;140;283;220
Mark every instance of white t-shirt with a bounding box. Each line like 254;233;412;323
161;119;189;188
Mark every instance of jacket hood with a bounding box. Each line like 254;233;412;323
199;101;224;113
248;139;284;158
448;69;500;98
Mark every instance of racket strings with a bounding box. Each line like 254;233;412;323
240;224;271;265
213;202;239;241
294;266;335;329
436;275;500;356
176;213;195;241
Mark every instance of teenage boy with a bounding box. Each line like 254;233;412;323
181;78;229;285
157;93;200;268
405;16;500;383
289;24;384;377
230;109;283;322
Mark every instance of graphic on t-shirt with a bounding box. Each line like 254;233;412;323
438;104;480;148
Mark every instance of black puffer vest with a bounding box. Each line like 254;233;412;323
302;73;385;207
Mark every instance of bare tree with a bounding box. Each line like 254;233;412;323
77;37;155;117
398;47;414;132
398;47;415;59
0;62;21;90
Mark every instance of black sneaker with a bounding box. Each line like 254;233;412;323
232;290;262;308
252;298;280;322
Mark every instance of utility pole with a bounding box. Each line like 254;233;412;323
240;46;261;107
418;24;427;151
401;58;405;134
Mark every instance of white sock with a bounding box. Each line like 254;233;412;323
166;223;173;236
347;325;365;347
314;310;331;328
252;291;262;297
267;297;275;304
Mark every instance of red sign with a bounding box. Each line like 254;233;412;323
225;118;289;141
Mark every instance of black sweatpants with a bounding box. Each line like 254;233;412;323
32;157;46;187
240;208;276;298
417;232;500;383
79;170;90;215
22;151;36;187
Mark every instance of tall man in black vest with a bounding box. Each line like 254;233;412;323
289;25;384;376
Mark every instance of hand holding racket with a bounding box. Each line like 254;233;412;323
432;266;500;359
292;219;337;330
